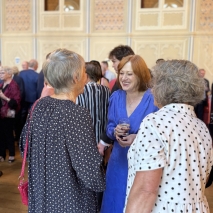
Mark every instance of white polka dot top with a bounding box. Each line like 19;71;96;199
125;104;213;213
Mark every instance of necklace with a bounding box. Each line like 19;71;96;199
126;92;145;108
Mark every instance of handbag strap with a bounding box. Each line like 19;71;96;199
19;99;39;179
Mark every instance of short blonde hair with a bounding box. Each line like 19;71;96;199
0;66;13;75
151;60;205;107
12;66;19;74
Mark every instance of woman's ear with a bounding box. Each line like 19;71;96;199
73;74;79;84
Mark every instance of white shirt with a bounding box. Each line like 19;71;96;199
124;103;213;213
104;70;116;82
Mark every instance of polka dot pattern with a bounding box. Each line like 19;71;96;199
20;96;105;213
124;104;213;213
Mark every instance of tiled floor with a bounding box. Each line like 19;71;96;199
0;144;212;213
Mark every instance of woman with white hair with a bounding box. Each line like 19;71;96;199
0;66;21;163
20;48;105;213
125;60;213;213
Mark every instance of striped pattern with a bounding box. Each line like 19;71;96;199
76;82;110;144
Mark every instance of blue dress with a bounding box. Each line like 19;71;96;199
101;89;158;213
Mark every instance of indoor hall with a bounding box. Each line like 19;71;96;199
0;144;212;212
0;0;213;213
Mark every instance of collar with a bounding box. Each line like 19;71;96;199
161;103;196;117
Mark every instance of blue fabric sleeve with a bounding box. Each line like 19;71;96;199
106;92;118;140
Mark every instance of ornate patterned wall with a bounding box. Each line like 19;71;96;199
198;0;213;31
94;0;125;31
4;0;31;32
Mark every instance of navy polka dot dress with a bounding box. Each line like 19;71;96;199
20;96;105;213
125;104;213;213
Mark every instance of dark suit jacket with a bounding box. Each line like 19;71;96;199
19;69;38;103
13;74;25;101
37;70;44;99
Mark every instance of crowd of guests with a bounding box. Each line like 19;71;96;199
0;44;212;213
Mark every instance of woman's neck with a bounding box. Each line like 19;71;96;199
126;90;145;99
51;92;76;103
3;78;12;87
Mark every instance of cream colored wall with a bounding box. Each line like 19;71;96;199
0;0;213;85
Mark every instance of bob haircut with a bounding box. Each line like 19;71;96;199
42;48;85;94
85;62;102;83
0;66;13;75
151;60;205;107
117;55;151;92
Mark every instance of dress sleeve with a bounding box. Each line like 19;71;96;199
106;92;117;140
66;109;105;192
132;118;167;171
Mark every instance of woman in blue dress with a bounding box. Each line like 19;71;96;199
101;55;158;213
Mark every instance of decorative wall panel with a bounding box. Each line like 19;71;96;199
43;15;60;28
197;0;213;31
63;15;81;28
134;0;188;31
163;12;184;26
139;13;159;27
193;37;213;80
38;38;86;68
91;0;126;32
90;37;128;62
1;38;33;70
38;0;84;32
132;38;188;68
4;0;31;32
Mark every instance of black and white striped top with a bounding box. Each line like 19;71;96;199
76;82;110;144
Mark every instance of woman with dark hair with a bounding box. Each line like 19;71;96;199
20;49;105;213
90;60;110;88
77;61;110;211
77;61;110;146
101;55;158;213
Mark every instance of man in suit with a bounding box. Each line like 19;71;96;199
19;59;38;127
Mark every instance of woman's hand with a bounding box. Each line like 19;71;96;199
97;143;106;156
114;124;129;138
116;134;136;147
0;91;9;102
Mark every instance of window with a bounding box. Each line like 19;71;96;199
44;0;80;11
141;0;159;8
45;0;59;11
141;0;184;9
164;0;183;8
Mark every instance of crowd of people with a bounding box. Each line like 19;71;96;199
0;44;212;213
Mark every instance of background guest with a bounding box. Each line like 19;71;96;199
194;68;210;122
108;45;135;93
77;61;110;211
101;61;116;82
125;60;212;213
19;59;39;131
21;61;29;71
77;62;110;145
90;60;110;89
0;66;21;163
101;55;158;213
11;66;25;142
20;48;105;213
